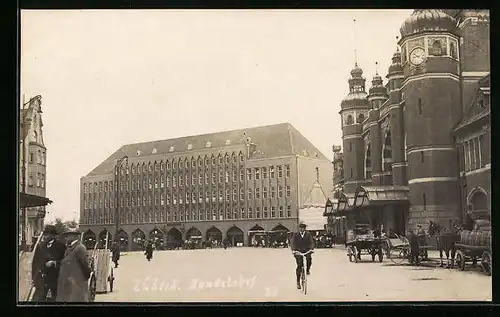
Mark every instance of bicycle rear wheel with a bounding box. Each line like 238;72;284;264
301;266;307;295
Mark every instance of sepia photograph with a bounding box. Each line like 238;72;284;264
18;8;491;303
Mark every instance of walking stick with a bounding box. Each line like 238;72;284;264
24;232;44;301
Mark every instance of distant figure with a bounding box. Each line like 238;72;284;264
145;240;154;261
111;241;120;268
408;230;420;266
31;225;67;302
417;225;428;260
56;233;91;302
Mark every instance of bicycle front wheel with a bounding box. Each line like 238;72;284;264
302;267;307;295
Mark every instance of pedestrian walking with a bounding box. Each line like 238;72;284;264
408;230;420;266
31;225;67;302
56;233;92;302
111;241;120;268
145;240;154;261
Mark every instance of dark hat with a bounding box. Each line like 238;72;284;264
299;221;307;228
43;225;58;235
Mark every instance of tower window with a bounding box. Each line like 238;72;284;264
350;168;353;178
357;113;365;123
349;141;352;152
420;151;424;163
346;115;354;125
430;40;443;56
418;98;423;115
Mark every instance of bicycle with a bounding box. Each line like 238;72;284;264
293;250;314;295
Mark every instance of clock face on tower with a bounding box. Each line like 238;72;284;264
409;47;426;66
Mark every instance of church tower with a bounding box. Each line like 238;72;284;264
399;10;462;229
386;43;406;186
340;64;370;193
366;63;388;185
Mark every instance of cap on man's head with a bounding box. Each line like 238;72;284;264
299;221;307;228
43;225;58;235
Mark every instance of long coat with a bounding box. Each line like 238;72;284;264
111;244;120;262
56;241;91;302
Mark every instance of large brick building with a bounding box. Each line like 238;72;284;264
19;95;49;247
79;123;332;250
325;9;490;234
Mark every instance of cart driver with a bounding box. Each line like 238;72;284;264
290;221;315;290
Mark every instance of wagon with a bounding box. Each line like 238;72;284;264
454;228;491;276
345;228;384;263
383;234;411;264
87;232;115;297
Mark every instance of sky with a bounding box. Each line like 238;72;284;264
21;9;413;222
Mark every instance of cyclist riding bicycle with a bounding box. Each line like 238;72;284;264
290;221;315;289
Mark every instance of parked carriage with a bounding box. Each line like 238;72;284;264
455;222;492;276
345;227;384;263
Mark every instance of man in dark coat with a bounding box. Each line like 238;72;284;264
31;225;67;302
111;241;120;268
408;229;420;266
290;221;315;289
145;240;154;261
56;233;91;302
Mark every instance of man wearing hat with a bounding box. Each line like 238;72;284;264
31;225;67;302
290;221;315;289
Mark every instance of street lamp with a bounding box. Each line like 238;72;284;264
114;156;128;242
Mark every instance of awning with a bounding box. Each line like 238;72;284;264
20;193;53;208
353;185;409;209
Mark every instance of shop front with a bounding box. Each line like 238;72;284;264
343;186;409;235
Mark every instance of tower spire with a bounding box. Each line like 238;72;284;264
396;36;400;51
353;18;358;66
375;61;379;75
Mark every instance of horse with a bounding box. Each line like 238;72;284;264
427;221;461;268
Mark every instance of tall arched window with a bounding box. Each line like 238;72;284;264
382;130;393;172
404;132;408;162
364;144;372;179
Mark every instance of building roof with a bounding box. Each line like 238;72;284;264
455;74;490;132
86;123;329;176
301;180;329;208
300;179;329;231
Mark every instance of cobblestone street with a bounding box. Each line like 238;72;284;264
96;247;492;302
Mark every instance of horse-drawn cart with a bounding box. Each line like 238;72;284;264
455;228;491;276
345;228;384;263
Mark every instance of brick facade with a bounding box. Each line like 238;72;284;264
338;9;490;233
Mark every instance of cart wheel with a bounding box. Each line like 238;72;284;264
353;246;358;263
89;272;96;302
455;250;466;271
371;249;376;262
378;249;384;262
481;251;491;276
390;248;407;264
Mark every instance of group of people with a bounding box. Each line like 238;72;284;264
31;225;93;302
30;225;123;303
